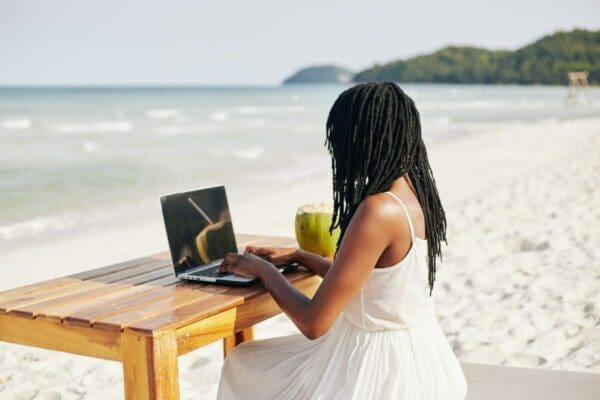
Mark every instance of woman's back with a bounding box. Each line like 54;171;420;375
343;191;438;331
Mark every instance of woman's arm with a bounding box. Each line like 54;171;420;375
293;249;332;278
244;245;332;278
256;196;392;340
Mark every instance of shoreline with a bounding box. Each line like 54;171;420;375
2;117;598;287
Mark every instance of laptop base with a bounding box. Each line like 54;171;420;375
178;262;300;286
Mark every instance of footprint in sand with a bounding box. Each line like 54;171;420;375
190;356;212;369
579;327;600;345
36;393;61;400
6;389;38;400
565;323;583;338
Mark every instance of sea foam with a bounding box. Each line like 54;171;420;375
54;121;133;134
0;214;78;241
155;124;220;136
210;111;229;121
145;108;182;120
0;118;32;130
233;146;265;159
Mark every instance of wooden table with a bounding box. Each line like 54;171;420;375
0;233;321;400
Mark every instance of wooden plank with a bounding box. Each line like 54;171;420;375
222;323;239;357
176;275;319;354
63;286;177;327
117;268;174;286
122;330;179;400
94;260;171;284
130;271;318;336
93;289;215;332
35;277;180;323
0;313;121;361
223;327;254;358
0;280;105;313
90;282;234;331
65;282;229;329
70;252;167;280
0;277;83;303
9;282;133;319
136;275;181;287
130;294;245;336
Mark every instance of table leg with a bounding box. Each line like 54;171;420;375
223;326;254;358
122;330;180;400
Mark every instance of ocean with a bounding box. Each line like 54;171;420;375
1;84;598;250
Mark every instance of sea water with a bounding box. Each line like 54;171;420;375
1;84;598;249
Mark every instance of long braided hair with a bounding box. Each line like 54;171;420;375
324;81;447;296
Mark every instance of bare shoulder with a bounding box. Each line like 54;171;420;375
361;191;400;216
355;191;411;235
352;192;397;230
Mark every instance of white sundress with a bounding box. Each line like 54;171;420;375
216;191;468;399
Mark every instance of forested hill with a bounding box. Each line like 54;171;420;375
283;65;353;84
354;29;599;85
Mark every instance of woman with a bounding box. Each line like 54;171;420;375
216;81;468;399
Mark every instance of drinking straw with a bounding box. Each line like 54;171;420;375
187;197;213;225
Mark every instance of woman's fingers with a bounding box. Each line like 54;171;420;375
244;246;271;259
218;252;238;272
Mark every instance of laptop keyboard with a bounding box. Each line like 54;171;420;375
185;261;299;279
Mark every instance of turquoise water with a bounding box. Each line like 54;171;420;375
1;84;598;245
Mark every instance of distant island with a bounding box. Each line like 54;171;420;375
284;29;598;85
282;65;354;85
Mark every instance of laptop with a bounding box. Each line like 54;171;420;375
160;185;299;286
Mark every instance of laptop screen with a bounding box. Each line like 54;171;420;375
161;185;238;275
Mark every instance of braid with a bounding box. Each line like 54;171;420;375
324;81;447;296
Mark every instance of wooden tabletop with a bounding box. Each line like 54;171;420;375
0;233;315;338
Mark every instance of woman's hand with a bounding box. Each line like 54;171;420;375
216;252;274;279
245;246;298;266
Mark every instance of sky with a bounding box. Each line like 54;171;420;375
1;0;598;86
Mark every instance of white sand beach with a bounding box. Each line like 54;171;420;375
0;117;599;399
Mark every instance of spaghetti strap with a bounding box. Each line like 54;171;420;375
384;191;416;241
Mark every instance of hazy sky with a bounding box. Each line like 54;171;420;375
1;0;598;85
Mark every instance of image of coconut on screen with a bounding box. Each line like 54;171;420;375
295;202;340;259
195;219;235;263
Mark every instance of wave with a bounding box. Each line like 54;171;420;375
244;118;266;127
210;111;229;121
1;118;32;130
0;214;79;241
208;146;265;160
145;108;182;120
233;146;265;159
418;100;548;111
235;106;262;115
53;121;133;134
82;141;98;152
155;124;220;136
232;105;306;115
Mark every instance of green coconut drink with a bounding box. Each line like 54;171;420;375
294;202;341;258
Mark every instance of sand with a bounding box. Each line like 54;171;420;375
0;117;599;399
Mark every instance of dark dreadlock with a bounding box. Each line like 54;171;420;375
324;81;447;296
